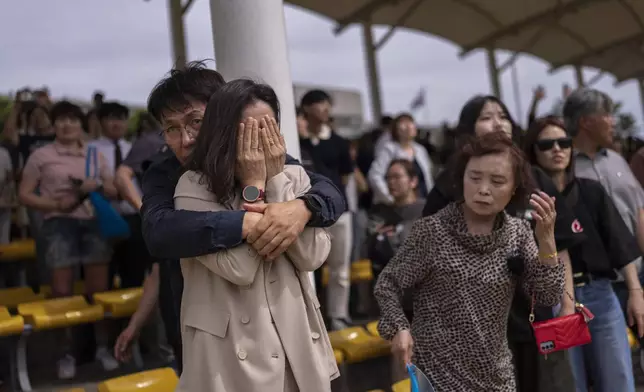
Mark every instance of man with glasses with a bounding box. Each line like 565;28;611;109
139;62;345;371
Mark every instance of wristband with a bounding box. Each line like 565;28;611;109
539;251;558;260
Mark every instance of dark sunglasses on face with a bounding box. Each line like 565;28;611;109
536;137;573;151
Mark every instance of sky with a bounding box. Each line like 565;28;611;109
1;0;643;130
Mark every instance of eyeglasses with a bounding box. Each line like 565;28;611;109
161;123;199;141
536;137;572;151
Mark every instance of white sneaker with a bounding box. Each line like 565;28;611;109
57;355;76;380
96;347;119;371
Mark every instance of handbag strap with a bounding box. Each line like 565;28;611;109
529;289;576;323
85;146;98;179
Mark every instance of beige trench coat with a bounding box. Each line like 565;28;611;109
174;165;339;392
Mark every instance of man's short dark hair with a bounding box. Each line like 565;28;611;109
381;115;393;127
98;101;130;121
147;60;226;122
300;89;332;107
50;101;85;125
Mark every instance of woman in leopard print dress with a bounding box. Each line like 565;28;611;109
374;133;565;392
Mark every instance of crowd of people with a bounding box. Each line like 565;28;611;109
2;60;644;392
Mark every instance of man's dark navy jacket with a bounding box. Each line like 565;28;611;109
140;150;346;260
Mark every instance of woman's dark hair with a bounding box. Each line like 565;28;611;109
522;116;575;183
50;101;85;125
390;113;415;143
456;95;523;145
452;132;533;209
147;60;226;122
522;116;567;166
186;79;280;204
388;159;418;179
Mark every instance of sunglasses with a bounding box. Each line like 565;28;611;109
535;137;572;151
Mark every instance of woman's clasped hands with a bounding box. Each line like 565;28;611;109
236;115;286;188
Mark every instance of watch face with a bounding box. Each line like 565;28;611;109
243;186;260;202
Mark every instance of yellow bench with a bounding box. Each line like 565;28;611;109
392;378;411;392
328;326;391;364
97;367;178;392
0;287;47;309
333;348;344;365
41;276;123;298
366;320;380;337
0;239;36;261
628;327;639;350
94;288;143;318
17;295;104;331
351;259;374;281
322;259;374;286
0;306;24;336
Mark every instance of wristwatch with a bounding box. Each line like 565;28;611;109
242;186;265;203
298;194;323;224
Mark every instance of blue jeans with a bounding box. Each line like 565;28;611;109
568;279;634;392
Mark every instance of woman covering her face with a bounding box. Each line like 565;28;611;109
524;117;642;392
174;79;337;392
374;132;565;392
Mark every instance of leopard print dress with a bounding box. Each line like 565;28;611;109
374;202;565;392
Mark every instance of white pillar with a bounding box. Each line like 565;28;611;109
209;0;311;286
209;0;301;160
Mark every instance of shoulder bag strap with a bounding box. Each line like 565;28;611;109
92;146;98;179
85;146;93;178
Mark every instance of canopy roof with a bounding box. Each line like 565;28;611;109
288;0;644;82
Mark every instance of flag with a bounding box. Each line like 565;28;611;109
410;88;426;110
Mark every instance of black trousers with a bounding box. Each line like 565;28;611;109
110;214;150;289
510;340;575;392
158;259;184;375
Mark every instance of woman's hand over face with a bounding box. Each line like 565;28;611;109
260;116;286;181
236;118;266;187
530;191;556;244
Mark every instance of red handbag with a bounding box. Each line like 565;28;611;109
530;291;594;356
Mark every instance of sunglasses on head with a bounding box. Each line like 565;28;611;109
536;137;572;151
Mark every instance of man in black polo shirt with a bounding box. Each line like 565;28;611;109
299;89;355;330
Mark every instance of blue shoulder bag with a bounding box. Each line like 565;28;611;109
406;363;436;392
86;146;131;239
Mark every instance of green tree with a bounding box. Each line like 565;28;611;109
612;100;637;138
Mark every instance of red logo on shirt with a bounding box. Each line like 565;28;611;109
571;219;584;233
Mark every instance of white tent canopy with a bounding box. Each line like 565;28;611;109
289;0;644;83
